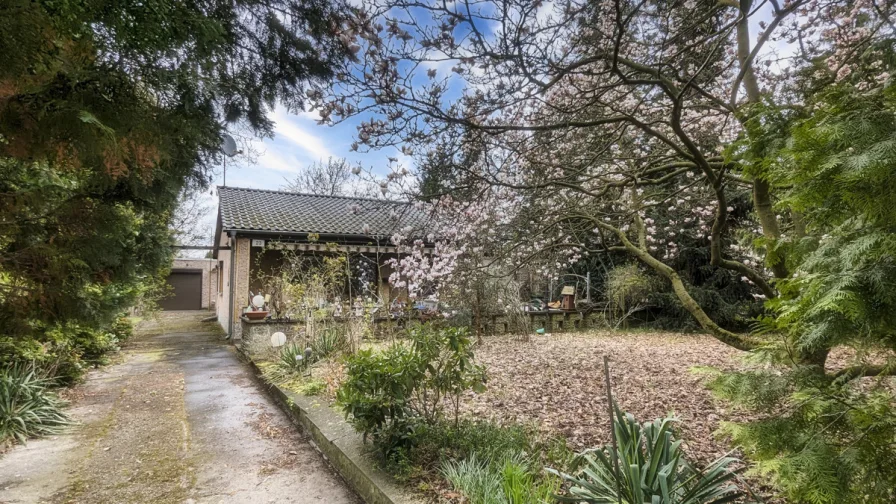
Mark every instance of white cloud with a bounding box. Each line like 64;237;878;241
271;107;332;160
258;149;304;174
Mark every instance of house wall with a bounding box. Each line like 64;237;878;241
171;258;217;309
215;236;252;338
231;237;251;339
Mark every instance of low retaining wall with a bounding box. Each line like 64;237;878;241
240;351;419;504
485;310;605;334
240;310;605;348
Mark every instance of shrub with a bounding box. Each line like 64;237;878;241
606;264;658;328
707;368;896;504
109;316;134;343
547;405;742;504
69;326;120;364
0;364;73;444
0;322;125;385
390;419;534;476
337;324;485;453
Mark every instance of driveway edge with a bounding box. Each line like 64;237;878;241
238;349;419;504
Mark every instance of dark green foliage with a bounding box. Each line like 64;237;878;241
109;317;134;343
547;405;742;504
767;80;896;355
0;0;349;387
388;419;542;478
0;320;133;385
385;417;570;502
706;367;896;504
337;324;485;454
0;364;73;444
706;78;896;504
646;257;763;332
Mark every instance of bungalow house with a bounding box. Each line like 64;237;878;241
212;186;430;338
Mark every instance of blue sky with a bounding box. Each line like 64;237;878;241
192;105;412;244
212;107;406;191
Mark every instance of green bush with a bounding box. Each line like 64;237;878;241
547;405;741;504
389;419;534;476
707;368;896;504
0;364;73;444
68;326;120;364
109;316;134;343
337;324;485;454
0;322;125;385
607;264;657;314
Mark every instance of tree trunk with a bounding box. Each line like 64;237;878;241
608;225;758;351
737;2;789;280
666;271;756;351
753;178;789;279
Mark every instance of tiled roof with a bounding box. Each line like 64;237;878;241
218;186;429;237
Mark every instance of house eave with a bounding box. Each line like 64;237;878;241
218;228;435;247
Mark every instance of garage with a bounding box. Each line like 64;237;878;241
160;270;203;310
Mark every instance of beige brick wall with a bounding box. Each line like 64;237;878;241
231;237;251;339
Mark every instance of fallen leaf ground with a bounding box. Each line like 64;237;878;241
459;330;746;465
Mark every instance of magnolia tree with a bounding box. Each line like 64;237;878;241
311;0;894;355
384;182;583;336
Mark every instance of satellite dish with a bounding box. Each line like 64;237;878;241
270;332;287;347
222;134;238;157
252;294;265;309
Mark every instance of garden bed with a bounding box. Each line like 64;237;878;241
305;329;749;465
458;330;747;465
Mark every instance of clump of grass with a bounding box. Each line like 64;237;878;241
384;417;569;502
442;454;503;504
442;452;559;504
296;379;326;396
1;363;73;444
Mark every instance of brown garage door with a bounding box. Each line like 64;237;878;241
160;270;202;310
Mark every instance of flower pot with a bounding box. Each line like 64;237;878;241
244;311;269;320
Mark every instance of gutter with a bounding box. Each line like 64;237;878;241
219;228;437;248
220;229;381;240
228;230;237;339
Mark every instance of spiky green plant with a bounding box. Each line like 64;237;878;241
0;364;73;444
547;405;741;504
311;327;345;361
499;453;558;504
278;343;307;373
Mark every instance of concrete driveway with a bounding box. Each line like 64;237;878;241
0;311;358;504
